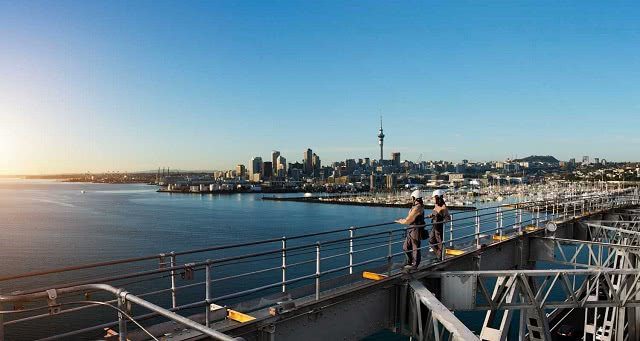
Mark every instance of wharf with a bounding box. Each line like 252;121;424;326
261;195;477;211
157;188;303;194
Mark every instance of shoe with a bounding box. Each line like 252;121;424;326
403;264;418;271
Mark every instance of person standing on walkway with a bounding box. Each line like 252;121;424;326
428;189;451;259
395;190;426;269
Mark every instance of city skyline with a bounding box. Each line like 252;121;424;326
1;1;639;175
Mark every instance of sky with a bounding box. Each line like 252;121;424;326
0;1;639;174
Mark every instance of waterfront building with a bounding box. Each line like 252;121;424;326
304;148;313;175
271;151;280;172
251;157;263;180
262;161;273;179
276;155;287;178
290;168;302;181
370;174;384;191
312;153;321;177
385;174;397;190
236;164;246;178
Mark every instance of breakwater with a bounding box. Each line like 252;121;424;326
261;195;477;211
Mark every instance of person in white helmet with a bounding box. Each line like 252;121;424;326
395;190;426;269
427;189;451;258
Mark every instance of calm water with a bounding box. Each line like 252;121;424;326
0;179;409;276
1;179;539;340
1;179;415;340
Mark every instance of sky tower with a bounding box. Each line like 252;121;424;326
378;116;385;161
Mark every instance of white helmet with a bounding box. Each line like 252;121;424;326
410;190;423;199
432;189;445;198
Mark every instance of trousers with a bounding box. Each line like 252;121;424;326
403;230;421;266
429;227;443;258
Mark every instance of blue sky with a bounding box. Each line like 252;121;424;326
0;1;638;174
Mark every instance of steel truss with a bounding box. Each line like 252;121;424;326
432;207;640;341
403;280;479;341
428;269;640;340
531;237;640;269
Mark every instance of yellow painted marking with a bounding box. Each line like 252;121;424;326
524;226;539;232
362;271;388;281
445;249;465;256
227;309;256;323
493;235;510;241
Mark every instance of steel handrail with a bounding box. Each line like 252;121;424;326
0;191;613;283
0;284;241;341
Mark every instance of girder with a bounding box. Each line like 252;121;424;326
405;280;478;341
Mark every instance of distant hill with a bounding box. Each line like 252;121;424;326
514;155;559;163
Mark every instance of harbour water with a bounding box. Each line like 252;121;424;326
1;179;530;340
1;179;418;339
0;179;411;278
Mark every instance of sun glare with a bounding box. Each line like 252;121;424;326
0;129;19;173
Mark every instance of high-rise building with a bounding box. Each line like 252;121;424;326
378;117;385;161
594;158;600;165
236;164;246;178
345;159;356;175
304;148;313;175
569;158;576;165
391;152;401;168
370;174;383;191
312;153;321;177
271;151;280;171
276;155;287;177
385;174;397;190
582;156;590;165
251;157;263;180
262;162;273;179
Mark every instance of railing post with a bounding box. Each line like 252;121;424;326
517;206;522;232
499;207;504;239
544;203;548;221
387;231;393;275
348;227;354;275
205;262;211;327
315;242;321;300
169;252;177;309
0;296;4;341
281;237;287;293
496;207;500;236
536;204;540;228
117;295;128;341
449;213;454;247
475;209;480;248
